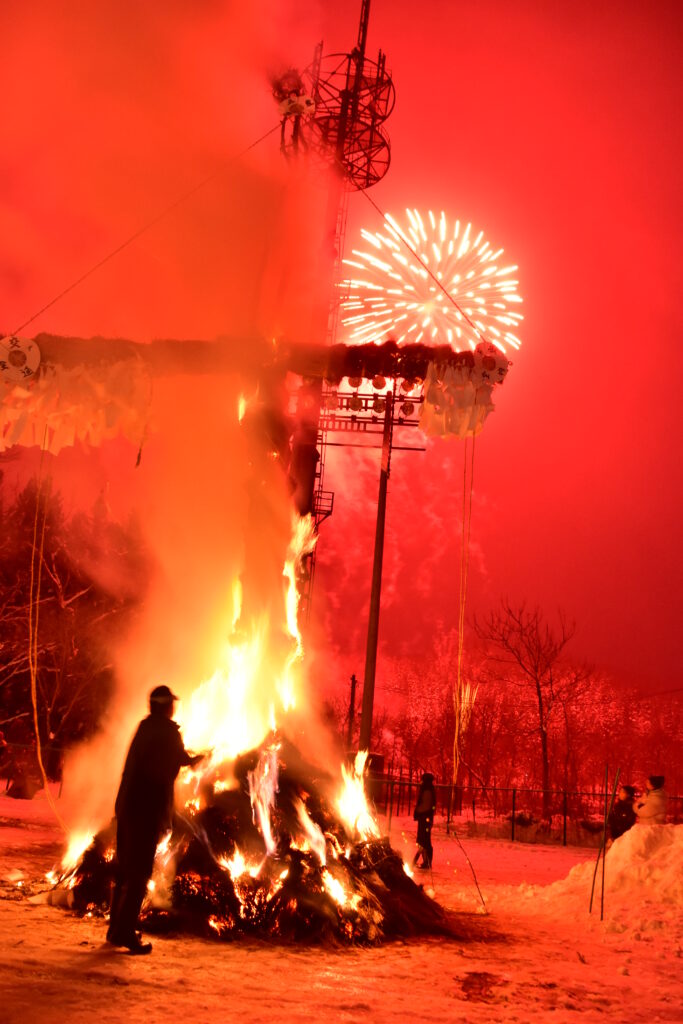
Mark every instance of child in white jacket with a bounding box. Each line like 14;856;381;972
635;775;668;824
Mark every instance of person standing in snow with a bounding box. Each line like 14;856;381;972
635;775;668;825
108;685;204;954
607;785;636;840
413;772;437;869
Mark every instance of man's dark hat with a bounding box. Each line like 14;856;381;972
149;684;178;704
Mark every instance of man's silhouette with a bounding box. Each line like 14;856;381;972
108;685;202;954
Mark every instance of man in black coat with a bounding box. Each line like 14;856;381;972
107;685;203;954
607;784;637;841
413;772;437;869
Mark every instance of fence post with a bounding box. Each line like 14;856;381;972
563;791;568;846
511;788;516;842
387;779;394;835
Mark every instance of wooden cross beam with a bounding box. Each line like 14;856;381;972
31;333;489;382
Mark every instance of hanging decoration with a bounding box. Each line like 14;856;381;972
0;335;41;383
0;356;151;455
419;342;510;439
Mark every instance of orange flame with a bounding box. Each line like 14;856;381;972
337;752;381;841
60;830;95;874
218;848;263;880
176;516;315;768
279;514;316;710
248;746;280;856
295;798;327;865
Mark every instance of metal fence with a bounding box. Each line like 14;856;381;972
2;743;680;847
367;773;682;846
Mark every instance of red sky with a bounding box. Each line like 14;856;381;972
314;0;683;691
2;1;681;693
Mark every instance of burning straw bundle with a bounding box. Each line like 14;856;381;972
51;738;455;944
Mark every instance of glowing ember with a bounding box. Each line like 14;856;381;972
219;848;263;880
340;208;523;353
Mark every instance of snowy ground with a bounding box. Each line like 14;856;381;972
1;794;681;1024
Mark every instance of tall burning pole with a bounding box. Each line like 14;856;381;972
276;0;396;738
289;0;375;519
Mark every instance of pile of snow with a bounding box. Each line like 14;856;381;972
524;825;683;934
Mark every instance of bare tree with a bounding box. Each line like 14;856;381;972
553;665;595;792
476;600;577;818
0;480;148;769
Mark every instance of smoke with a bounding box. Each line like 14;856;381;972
61;365;341;829
62;372;249;825
0;1;339;830
1;0;326;342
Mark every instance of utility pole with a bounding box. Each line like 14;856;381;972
358;387;395;751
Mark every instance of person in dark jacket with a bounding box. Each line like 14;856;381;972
607;785;636;841
107;685;203;954
413;772;437;869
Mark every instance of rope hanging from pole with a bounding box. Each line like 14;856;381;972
452;435;475;788
443;437;486;914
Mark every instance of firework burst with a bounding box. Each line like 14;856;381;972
339;209;523;354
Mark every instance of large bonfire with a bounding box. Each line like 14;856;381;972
46;418;453;944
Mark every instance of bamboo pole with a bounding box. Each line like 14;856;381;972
600;768;620;921
589;765;609;914
589;765;620;915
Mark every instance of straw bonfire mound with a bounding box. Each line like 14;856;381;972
52;736;457;945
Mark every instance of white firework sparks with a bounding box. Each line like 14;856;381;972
339;209;523;354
